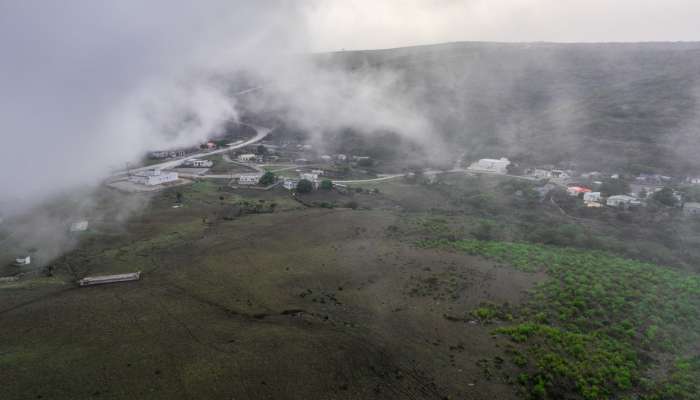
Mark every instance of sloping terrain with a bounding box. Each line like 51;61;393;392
313;42;700;173
0;186;542;400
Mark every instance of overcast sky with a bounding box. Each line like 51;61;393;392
303;0;700;51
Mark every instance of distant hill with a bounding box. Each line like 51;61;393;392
313;42;700;175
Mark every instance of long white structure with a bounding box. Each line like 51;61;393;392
607;195;641;207
182;158;213;168
238;174;262;185
468;158;511;174
78;272;141;287
129;169;178;186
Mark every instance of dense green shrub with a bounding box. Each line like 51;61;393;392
419;239;700;399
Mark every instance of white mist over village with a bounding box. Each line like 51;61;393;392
1;2;700;400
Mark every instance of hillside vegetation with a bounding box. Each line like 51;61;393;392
420;239;700;399
315;42;700;174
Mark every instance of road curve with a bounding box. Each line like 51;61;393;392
114;123;272;177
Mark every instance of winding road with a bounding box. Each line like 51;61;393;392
114;123;272;178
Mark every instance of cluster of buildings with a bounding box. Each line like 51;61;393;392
235;169;325;190
282;171;323;191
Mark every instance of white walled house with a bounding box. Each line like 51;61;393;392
468;158;511;174
70;220;89;232
311;169;324;176
238;153;257;162
15;255;31;266
531;169;552;179
129;169;179;186
583;192;602;203
551;170;571;180
238;174;262;185
283;178;298;190
300;173;319;183
607;195;641;208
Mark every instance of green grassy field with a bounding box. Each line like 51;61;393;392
1;175;698;399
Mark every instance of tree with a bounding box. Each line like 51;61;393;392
256;144;268;156
600;178;630;197
652;187;678;207
296;179;313;193
320;179;333;190
176;191;183;204
259;171;276;185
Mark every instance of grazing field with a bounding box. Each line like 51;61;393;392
1;175;698;399
0;184;541;400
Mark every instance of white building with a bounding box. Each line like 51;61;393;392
468;158;511;174
15;255;30;266
531;169;552;179
183;158;213;168
238;174;262;185
551;170;571;180
335;154;347;161
70;220;89;232
238;153;257;162
129;169;179;186
311;169;324;176
283;178;298;190
607;195;641;208
583;192;602;203
683;202;700;216
300;173;319;182
320;155;332;162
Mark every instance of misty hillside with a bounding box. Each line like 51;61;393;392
317;42;700;174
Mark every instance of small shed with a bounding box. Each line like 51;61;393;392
70;220;89;232
15;255;31;266
683;202;700;216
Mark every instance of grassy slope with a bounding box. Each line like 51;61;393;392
316;42;700;174
0;182;543;400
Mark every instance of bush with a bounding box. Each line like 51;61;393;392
320;179;333;190
472;220;498;241
259;171;276;185
296;179;313;193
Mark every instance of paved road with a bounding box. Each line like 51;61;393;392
331;168;542;185
331;174;405;184
114;123;271;177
